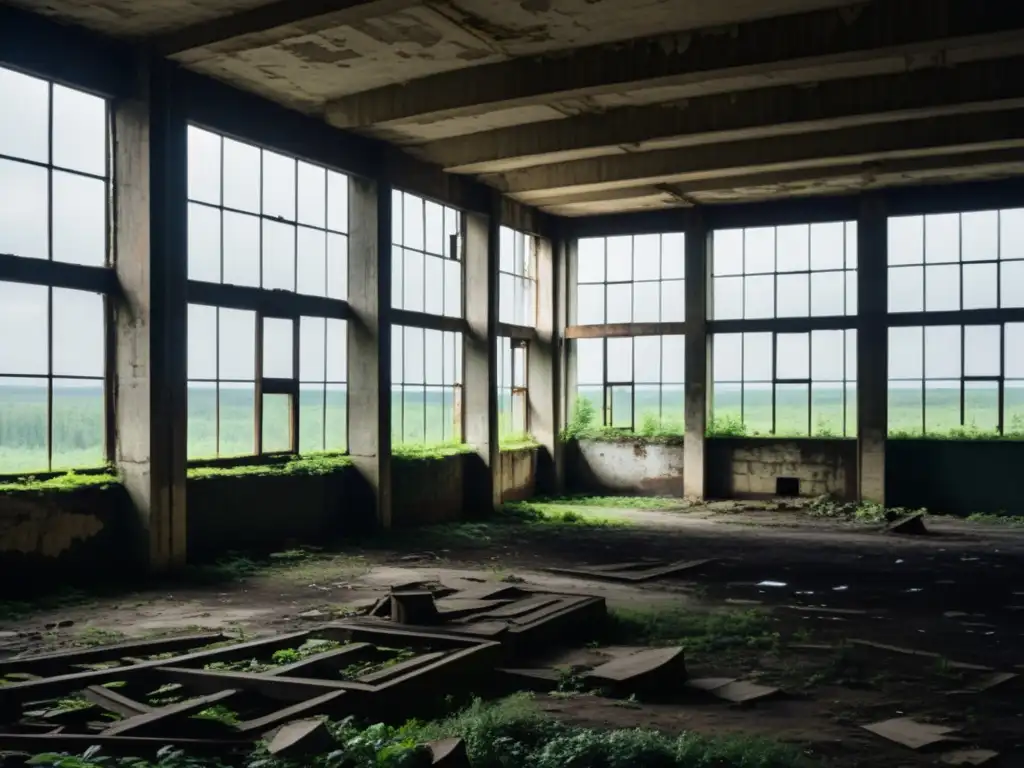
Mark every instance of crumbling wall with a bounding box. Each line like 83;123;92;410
569;439;685;496
498;447;538;502
707;438;857;499
391;453;465;526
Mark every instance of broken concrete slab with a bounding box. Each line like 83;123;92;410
390;592;439;625
543;559;715;584
427;737;470;767
968;671;1018;692
888;512;928;535
266;718;333;758
940;748;1000;766
585;647;686;692
861;717;959;750
849;639;993;671
686;678;780;703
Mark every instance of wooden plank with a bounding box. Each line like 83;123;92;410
84;685;153;718
154;667;374;701
321;622;488;649
358;652;445;684
586;647;686;684
103;689;237;737
0;633;226;676
264;643;375;677
0;733;249;755
236;690;348;734
473;597;560;620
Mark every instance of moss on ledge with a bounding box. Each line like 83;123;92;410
186;453;353;481
0;471;120;495
392;442;474;461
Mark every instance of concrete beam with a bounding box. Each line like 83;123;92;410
493;110;1024;199
155;0;420;58
856;194;887;505
420;58;1024;174
529;236;559;494
682;210;708;500
324;0;1024;128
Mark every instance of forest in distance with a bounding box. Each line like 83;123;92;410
1;382;1023;475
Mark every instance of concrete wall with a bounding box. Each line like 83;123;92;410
706;438;858;500
498;448;538;502
391;453;466;527
569;438;685;496
887;439;1024;516
0;484;141;590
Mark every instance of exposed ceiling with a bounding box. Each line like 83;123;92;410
13;0;1024;216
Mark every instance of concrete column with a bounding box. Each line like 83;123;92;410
347;177;392;527
554;236;573;492
683;209;709;499
463;195;500;511
530;236;559;493
113;58;188;571
857;194;888;504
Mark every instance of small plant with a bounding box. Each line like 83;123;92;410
706;414;747;437
561;396;597;441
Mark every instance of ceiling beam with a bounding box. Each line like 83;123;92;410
491;110;1024;200
418;57;1024;174
325;0;1024;128
152;0;420;58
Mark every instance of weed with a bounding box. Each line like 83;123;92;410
806;495;922;524
499;433;540;451
528;494;687;511
74;628;126;647
192;704;239;726
186;452;353;481
599;607;779;655
706;414;748;437
500;502;627;527
391;442;475;461
561;397;684;445
965;511;1024;526
0;470;119;495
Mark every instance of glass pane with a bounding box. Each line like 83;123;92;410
607;337;633;381
962;210;998;262
711;382;741;430
0;376;48;473
425;201;444;256
391;190;403;245
263;318;293;379
576;338;603;385
744;227;775;274
888;266;923;312
327;171;348;233
262;150;296;222
606;236;632;282
188;304;217;380
888;216;923;265
743;383;773;435
297;226;327;296
499;273;514;325
845;271;858;316
499;226;514;274
425;256;444;316
577;238;605;283
925;381;960;434
300;384;325;453
811;383;844;437
442;330;456;386
845;329;858;380
0;159;48;260
1001;261;1024;308
811;329;844;381
327;233;348;300
52;171;106;267
810;270;843;317
444;259;462;318
0;69;48;163
403;193;424;251
888;381;922;435
660;384;684;430
888;326;923;380
402;386;425;444
962;262;997;310
1006;323;1024;378
661;280;685;322
299;316;326;382
262;220;296;292
222;138;260;214
776;224;809;272
218;382;255;455
404;249;425;312
610;385;632;429
663;335;685;383
634;336;660;383
512;344;526;388
511;389;527;434
187;127;221;206
743;332;772;381
776;273;808;318
635;384;660;430
325;383;347;450
404;326;424;384
713;229;743;275
925;325;961;379
633;234;660;281
924;263;960;311
846;222;858;269
0;282;47;374
776;333;809;380
51;378;104;470
187;382;216;460
425;329;443;385
262;393;291;453
661;232;685;279
810;222;844;271
964;381;998;435
925;214;959;264
53;289;103;377
297;161;326;228
219;309;255;381
744;274;774;318
326;318;347;382
964;325;1000;377
1000;209;1024;261
713;333;742;382
776;383;809;436
713;276;743;320
424;386;445;444
1005;381;1024;436
223;211;260;287
188;203;221;283
845;382;857;437
606;283;631;324
53;85;106;177
633;282;659;322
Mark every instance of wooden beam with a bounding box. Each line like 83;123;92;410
390;308;469;334
154;666;373;701
83;686;154;718
103;689;237;736
565;322;687;339
497;323;538;342
236;691;347;733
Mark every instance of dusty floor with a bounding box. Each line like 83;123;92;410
3;502;1024;766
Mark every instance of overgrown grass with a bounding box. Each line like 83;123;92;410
186;452;353;480
599;606;779;655
888;426;1024;441
392;442;475;461
499;433;540;451
0;470;119;495
965;512;1024;526
23;694;814;768
530;494;688;511
561;398;685;445
805;495;922;524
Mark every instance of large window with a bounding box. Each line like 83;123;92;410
712;223;857;319
498;337;527;437
391;190;462;318
186;128;350;459
888;210;1024;313
888;324;1024;437
576;234;685;325
391;326;462;445
0;67;110;474
711;330;857;437
576;335;685;431
499;227;536;327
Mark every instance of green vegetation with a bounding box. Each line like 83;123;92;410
529;494;687;511
965;512;1024;526
562;397;684;444
502;501;628;527
0;470;118;495
806;495;922;524
186;452;353;481
23;694;813;768
600;607;779;655
392;442;475;461
499;433;539;451
204;638;345;674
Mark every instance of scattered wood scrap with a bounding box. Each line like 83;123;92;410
686;678;780;703
861;717;960;750
586;647;687;693
266;718;333;758
888;512;928;535
427;737;471;767
941;748;1000;766
543;558;715;583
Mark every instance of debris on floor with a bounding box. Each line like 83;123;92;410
861;717;960;750
542;558;716;583
940;748;1000;766
686;678;780;703
887;512;929;535
585;647;687;693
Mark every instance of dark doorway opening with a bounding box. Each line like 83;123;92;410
776;477;800;496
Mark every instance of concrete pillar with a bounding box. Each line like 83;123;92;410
463;195;500;511
530;236;559;493
555;236;573;492
857;194;888;504
113;58;188;570
683;209;709;499
347;177;392;527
